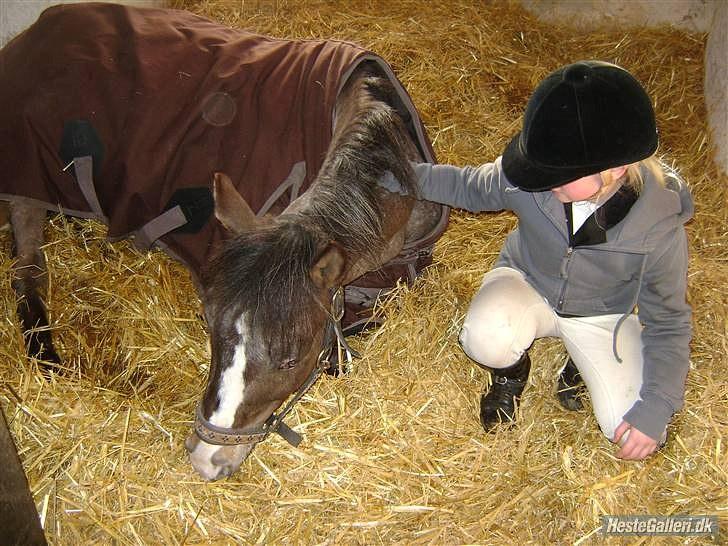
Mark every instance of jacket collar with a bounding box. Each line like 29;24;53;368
606;167;692;251
531;164;692;252
533;190;569;239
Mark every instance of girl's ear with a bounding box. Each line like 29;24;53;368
609;165;630;180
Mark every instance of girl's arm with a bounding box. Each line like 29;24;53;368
622;228;692;442
402;156;515;212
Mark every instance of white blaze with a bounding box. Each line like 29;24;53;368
209;314;249;427
188;314;252;481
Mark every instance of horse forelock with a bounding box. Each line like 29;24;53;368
206;221;320;347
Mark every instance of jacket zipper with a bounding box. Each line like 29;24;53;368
557;246;573;310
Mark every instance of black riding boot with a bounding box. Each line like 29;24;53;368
556;358;586;411
479;352;531;432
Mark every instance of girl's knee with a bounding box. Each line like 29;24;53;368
459;320;524;368
460;269;550;368
597;419;619;443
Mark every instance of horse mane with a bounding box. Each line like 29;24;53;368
303;73;418;259
206;70;418;343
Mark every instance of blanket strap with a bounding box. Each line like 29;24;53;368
72;156;108;223
135;160;306;249
74;157;305;250
71;156;201;250
135;187;214;250
256;161;306;217
133;206;188;250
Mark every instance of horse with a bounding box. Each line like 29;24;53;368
0;3;446;481
185;66;432;479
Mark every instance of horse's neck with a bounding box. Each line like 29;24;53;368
281;180;413;285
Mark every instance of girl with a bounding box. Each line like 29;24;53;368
400;60;693;461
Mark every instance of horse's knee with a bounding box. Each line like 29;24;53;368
10;199;45;239
10;202;48;287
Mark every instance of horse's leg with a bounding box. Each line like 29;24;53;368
9;201;61;366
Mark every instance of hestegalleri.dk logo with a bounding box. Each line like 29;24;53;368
600;515;718;536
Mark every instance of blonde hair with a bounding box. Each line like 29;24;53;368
594;155;666;202
623;155;666;193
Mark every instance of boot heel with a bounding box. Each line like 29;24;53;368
556;358;586;411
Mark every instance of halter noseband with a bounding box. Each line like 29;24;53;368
192;286;359;448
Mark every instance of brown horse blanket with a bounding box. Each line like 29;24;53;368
0;3;447;326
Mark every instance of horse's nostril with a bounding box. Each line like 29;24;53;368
184;434;199;453
215;466;233;480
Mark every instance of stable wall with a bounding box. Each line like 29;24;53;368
0;0;163;47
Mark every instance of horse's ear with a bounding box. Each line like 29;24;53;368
213;172;257;234
310;244;347;289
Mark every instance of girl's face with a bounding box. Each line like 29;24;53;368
550;165;630;203
550;173;603;203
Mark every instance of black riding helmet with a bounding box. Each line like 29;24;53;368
502;60;658;191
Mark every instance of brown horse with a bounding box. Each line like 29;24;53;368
1;4;444;481
184;65;433;479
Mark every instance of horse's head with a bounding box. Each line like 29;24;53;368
185;173;347;481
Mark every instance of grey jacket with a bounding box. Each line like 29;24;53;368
410;157;693;441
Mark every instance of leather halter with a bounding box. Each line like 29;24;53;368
192;286;359;448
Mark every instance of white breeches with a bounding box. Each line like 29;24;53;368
459;267;644;440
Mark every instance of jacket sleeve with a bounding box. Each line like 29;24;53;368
623;228;692;441
408;156;514;212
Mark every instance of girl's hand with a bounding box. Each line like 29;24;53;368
613;421;658;460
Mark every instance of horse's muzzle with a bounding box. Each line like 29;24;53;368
185;433;254;481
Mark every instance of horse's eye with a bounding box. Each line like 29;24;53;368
278;358;297;370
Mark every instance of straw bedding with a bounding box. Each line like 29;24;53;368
1;1;725;543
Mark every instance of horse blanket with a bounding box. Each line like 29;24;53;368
0;3;448;327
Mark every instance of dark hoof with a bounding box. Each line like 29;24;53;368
36;355;64;375
38;348;62;366
28;333;62;372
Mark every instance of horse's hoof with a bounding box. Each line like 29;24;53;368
28;334;63;372
29;340;60;361
39;349;62;366
38;352;64;375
